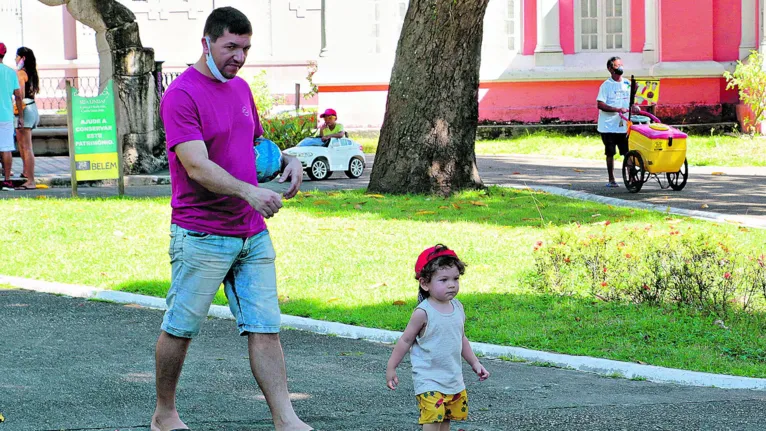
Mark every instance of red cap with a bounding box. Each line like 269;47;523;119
0;43;6;56
414;246;458;279
320;108;337;118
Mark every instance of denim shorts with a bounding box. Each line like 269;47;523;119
14;102;40;130
161;224;281;338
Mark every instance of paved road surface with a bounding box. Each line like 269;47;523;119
2;288;765;431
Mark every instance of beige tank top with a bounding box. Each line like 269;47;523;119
411;298;466;395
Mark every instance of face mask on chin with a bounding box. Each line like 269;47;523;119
204;36;229;83
16;59;24;70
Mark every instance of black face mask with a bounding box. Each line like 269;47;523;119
613;67;624;76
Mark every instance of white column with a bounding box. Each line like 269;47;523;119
643;0;658;64
535;0;564;66
761;0;766;62
740;0;757;59
319;0;329;57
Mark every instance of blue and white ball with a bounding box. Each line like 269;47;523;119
254;138;283;183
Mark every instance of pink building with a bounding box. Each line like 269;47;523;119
3;1;764;129
316;0;766;128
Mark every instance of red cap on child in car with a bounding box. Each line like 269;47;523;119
320;108;337;118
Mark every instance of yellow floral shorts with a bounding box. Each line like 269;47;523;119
416;389;468;424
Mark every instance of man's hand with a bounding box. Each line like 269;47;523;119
619;107;629;114
16;117;24;129
278;154;303;199
242;185;283;218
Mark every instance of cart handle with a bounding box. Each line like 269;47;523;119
619;110;662;123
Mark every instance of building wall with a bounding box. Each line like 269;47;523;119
713;0;742;61
7;0;761;126
661;0;714;61
317;0;757;127
11;0;321;103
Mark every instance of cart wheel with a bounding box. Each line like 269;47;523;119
622;150;645;193
666;159;688;191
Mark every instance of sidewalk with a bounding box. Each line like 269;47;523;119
8;154;766;227
8;156;171;188
3;286;766;431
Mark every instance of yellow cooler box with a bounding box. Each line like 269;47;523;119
628;123;687;174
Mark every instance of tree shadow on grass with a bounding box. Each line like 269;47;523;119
278;291;766;378
114;279;169;297
114;279;229;305
283;187;684;229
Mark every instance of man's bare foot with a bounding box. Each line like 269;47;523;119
151;411;189;431
275;419;313;431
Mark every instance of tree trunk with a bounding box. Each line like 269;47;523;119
39;0;166;174
368;0;488;196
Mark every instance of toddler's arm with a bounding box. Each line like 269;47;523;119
461;335;490;381
386;308;427;390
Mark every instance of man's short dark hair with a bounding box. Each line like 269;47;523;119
607;56;621;70
204;7;252;42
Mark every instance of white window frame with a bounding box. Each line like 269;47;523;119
370;0;382;54
574;0;631;53
503;0;523;52
370;0;409;55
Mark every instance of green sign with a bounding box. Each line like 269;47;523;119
70;80;119;181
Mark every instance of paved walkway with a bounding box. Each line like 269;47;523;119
3;287;766;431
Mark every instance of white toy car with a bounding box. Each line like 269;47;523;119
283;137;366;180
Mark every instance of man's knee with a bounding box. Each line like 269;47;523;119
248;332;281;345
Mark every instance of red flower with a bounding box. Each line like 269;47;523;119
642;284;650;290
564;257;571;263
724;272;731;279
625;253;632;259
603;267;608;273
601;282;608;287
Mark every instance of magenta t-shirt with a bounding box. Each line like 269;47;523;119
160;67;266;238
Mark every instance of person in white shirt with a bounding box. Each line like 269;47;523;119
596;56;638;188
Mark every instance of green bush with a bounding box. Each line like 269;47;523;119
262;111;318;150
250;70;280;117
532;223;766;316
723;50;766;135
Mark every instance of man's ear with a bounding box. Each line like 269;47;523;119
202;37;211;55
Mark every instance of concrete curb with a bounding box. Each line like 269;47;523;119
3;274;766;391
504;184;766;229
38;175;171;188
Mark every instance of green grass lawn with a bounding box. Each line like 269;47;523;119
353;132;766;167
3;189;765;377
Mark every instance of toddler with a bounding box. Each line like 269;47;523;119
386;244;489;430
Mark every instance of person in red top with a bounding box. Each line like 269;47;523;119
152;7;311;431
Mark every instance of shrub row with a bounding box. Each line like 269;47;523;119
262;112;318;150
531;223;766;316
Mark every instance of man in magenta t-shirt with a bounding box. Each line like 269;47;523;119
151;7;311;431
